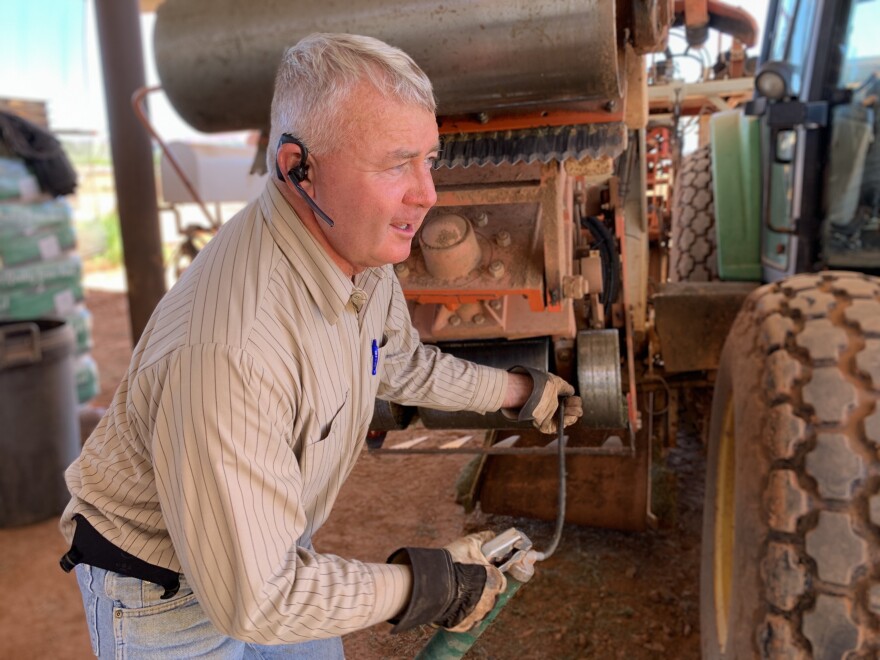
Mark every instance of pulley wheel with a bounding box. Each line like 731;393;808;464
576;329;627;428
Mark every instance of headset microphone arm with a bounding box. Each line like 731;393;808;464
287;174;335;228
275;133;336;228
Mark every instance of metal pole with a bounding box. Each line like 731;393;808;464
94;0;166;343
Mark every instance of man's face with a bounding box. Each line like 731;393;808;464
309;85;439;275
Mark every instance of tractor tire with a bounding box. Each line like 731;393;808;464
701;271;880;659
670;144;718;282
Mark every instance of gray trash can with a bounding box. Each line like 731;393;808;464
0;319;79;527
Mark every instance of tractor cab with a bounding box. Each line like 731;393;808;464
749;0;880;278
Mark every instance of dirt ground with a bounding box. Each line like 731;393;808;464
0;289;706;659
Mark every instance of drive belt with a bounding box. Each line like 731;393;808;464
436;122;627;169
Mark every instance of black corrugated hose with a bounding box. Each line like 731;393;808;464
579;214;620;318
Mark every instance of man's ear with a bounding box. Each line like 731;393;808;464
273;134;335;228
274;134;310;184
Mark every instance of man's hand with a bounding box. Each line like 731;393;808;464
440;531;506;632
386;530;507;634
503;366;584;434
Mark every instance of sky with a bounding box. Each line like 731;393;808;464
0;0;770;141
0;0;98;132
0;0;209;141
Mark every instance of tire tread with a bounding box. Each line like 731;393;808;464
746;273;880;658
670;144;718;282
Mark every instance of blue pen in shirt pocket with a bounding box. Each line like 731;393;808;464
371;339;378;376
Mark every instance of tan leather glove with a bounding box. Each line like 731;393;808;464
386;530;506;634
441;531;507;632
506;366;584;434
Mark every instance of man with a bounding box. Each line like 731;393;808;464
61;33;582;658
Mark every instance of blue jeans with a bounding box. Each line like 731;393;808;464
75;564;344;659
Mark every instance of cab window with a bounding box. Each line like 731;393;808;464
769;0;818;97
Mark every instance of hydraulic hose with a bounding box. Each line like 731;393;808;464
417;403;569;658
580;214;620;318
532;403;567;561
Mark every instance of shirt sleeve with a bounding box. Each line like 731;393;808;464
377;276;507;413
148;343;409;643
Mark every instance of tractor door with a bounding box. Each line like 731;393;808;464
755;0;880;279
821;0;880;271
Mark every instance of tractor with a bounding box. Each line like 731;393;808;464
677;0;880;656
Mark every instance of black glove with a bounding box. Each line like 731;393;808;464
387;535;505;633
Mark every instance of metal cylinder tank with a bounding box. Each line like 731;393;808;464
154;0;620;133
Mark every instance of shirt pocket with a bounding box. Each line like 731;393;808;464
374;333;389;377
309;390;350;445
300;393;351;494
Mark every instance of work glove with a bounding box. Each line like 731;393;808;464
386;531;507;633
441;531;507;632
504;366;584;434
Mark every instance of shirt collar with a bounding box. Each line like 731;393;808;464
259;181;386;324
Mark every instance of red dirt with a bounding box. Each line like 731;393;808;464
0;288;705;659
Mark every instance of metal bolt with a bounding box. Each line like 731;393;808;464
473;313;486;325
495;230;511;247
448;314;462;327
488;299;502;311
473;211;489;228
477;112;490;124
489;260;505;279
604;99;617;112
394;262;409;277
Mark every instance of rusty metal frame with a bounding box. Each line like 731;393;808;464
610;176;640;431
369;444;634;458
672;0;758;47
474;393;656;530
401;162;578;340
438;108;625;135
539;162;570;313
131;85;220;230
434;183;543;207
648;76;755;119
645;126;673;242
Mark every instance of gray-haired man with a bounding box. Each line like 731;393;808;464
61;33;582;657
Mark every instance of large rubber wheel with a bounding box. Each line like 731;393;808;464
670;144;718;282
701;271;880;659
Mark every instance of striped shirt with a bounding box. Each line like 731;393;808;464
61;181;507;643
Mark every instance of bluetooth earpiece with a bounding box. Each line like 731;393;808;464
276;133;310;182
274;133;335;227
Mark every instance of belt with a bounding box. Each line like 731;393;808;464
60;514;181;599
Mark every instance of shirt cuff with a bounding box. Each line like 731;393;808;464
467;365;507;413
363;563;413;628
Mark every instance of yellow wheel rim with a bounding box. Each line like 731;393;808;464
714;399;736;651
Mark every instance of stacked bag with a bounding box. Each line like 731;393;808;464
0;111;99;406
